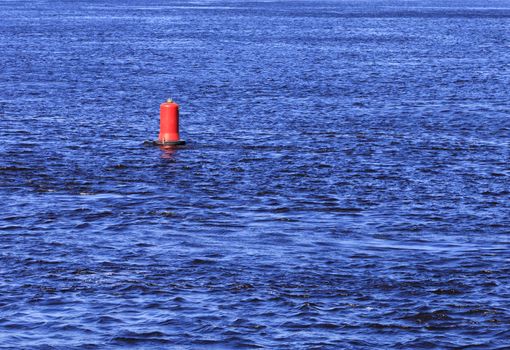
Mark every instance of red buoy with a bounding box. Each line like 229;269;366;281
155;98;185;146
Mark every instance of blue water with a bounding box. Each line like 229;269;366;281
1;0;510;348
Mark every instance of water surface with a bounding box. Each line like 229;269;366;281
1;0;509;348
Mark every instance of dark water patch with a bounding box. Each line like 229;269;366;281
111;331;171;345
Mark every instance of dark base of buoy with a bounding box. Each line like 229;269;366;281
153;140;186;146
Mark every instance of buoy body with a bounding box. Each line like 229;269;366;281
156;99;185;146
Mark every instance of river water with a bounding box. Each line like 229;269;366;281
1;0;509;349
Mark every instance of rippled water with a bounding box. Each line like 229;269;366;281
1;0;510;348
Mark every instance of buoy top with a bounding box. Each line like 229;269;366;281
166;98;174;103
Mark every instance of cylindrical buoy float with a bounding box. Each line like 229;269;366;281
154;98;185;146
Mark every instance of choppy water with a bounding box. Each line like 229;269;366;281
1;0;510;348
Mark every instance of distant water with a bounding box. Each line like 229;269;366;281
1;0;509;348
